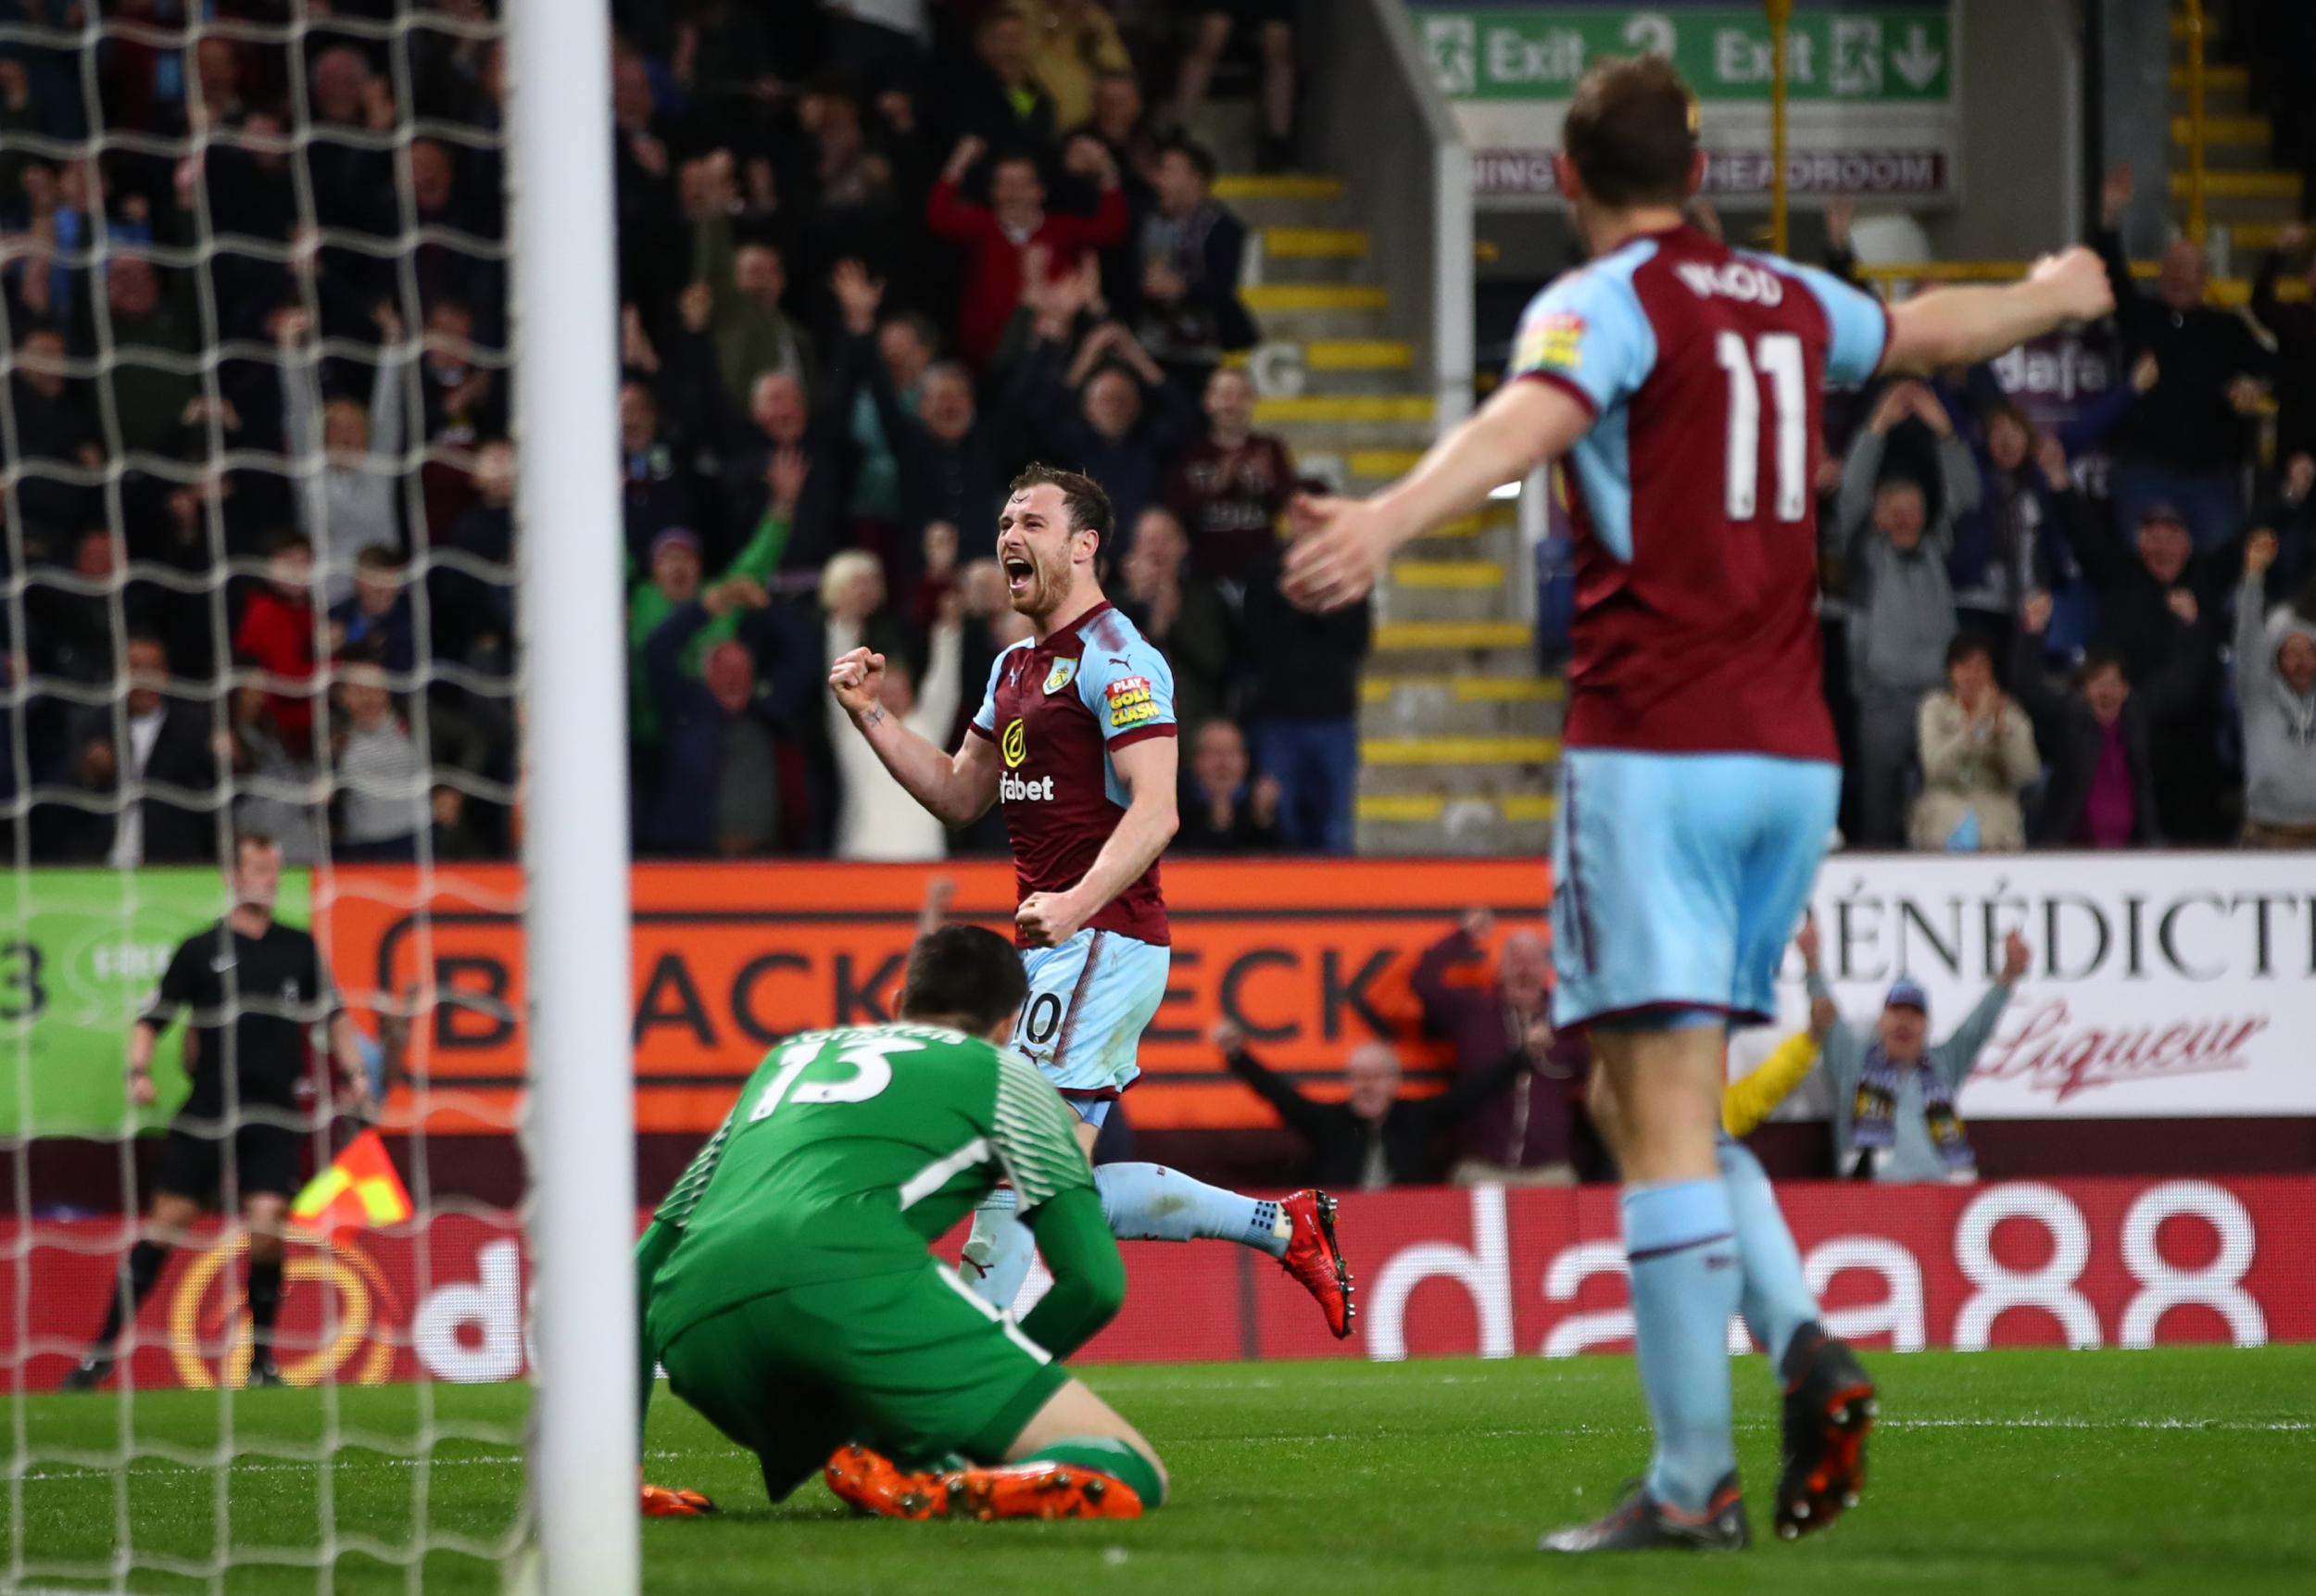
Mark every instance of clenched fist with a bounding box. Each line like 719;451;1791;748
828;647;886;718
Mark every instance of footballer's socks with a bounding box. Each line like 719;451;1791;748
1096;1163;1290;1259
1717;1137;1819;1365
960;1190;1038;1312
1622;1177;1743;1516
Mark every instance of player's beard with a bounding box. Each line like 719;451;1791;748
1010;554;1075;623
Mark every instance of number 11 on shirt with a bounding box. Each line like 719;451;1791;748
1716;330;1807;522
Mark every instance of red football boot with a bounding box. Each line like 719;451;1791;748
1277;1189;1355;1338
824;1445;1143;1521
640;1483;718;1517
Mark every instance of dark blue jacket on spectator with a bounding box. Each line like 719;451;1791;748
331;590;416;677
1028;348;1194;540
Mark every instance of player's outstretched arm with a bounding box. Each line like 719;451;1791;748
1284;379;1592;611
829;646;1001;825
1879;246;2115;375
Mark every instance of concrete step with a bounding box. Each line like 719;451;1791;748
1248;227;1372;287
2222;220;2300;254
1391;558;1508;589
1412;505;1520;545
1227;338;1416;399
1242;306;1399;343
1363;672;1561;706
2171;114;2272;147
1377;560;1517;623
1242;283;1390;314
2171;168;2301;203
1250;393;1439;449
1264;226;1368;261
1359;737;1561;798
1345;447;1424;485
2170;83;2252;119
1213;173;1347;204
1361;673;1562;737
1363;732;1559;766
2169;63;2247;94
1354;795;1554;857
1292;454;1516;511
1373;618;1532;653
1211;175;1352;232
1252;394;1435;424
1375;590;1518;624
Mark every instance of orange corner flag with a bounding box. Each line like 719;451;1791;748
291;1129;414;1240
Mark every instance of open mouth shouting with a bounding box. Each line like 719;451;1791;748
1002;552;1037;599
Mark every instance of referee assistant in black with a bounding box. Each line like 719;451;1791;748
63;832;369;1390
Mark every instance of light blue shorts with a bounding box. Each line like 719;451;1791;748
1013;927;1169;1105
1550;748;1839;1032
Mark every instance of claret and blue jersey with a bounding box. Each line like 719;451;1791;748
1509;224;1891;1028
968;599;1177;1100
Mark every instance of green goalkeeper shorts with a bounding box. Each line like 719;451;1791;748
655;1258;1070;1502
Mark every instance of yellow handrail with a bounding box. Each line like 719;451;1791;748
2185;0;2209;245
1766;0;1793;256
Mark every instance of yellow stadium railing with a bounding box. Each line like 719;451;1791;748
2184;0;2209;245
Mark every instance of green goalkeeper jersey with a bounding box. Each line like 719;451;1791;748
645;1023;1098;1340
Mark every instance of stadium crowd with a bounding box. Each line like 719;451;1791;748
0;0;1365;867
1802;170;2316;855
1;0;2311;870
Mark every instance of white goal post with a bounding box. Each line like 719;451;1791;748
505;0;636;1591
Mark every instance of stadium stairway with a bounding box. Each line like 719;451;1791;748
2164;13;2305;281
1215;171;1558;859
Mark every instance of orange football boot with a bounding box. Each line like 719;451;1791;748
824;1445;1143;1521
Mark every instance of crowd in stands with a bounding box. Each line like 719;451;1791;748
1;0;1373;868
1809;168;2316;854
4;2;2312;872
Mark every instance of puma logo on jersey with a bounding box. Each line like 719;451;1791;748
1676;259;1785;306
1000;771;1057;801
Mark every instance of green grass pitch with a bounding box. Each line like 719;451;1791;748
8;1347;2313;1594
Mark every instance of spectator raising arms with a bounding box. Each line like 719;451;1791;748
691;170;816;408
1012;1;1133;132
1030;319;1194;539
1909;635;2040;852
275;300;408;607
1172;3;1300;173
2095;164;2272;554
1806;930;2032;1184
2235;530;2316;849
640;577;784;860
1212;1018;1536;1190
950;10;1060;159
2055;495;2232;842
925;134;1125;370
1411;911;1581;1187
1839;379;1977;848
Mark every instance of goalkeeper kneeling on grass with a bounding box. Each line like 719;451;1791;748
634;924;1166;1522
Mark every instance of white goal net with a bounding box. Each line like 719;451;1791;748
2;0;631;1590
